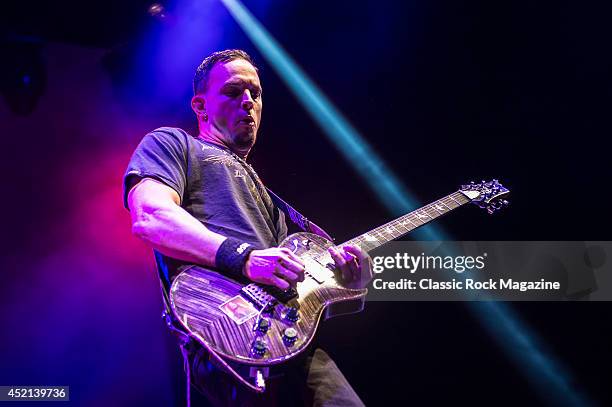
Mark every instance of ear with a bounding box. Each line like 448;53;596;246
191;94;206;117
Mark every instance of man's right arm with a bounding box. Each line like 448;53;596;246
127;178;305;289
128;178;225;267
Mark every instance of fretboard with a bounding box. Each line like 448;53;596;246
343;191;471;252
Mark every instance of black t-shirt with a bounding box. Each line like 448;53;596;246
123;127;287;281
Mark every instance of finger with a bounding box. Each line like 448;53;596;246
287;261;306;282
269;275;290;290
343;244;368;261
341;248;360;282
328;246;346;267
329;247;351;282
281;248;305;267
342;250;358;268
274;265;300;285
279;254;306;276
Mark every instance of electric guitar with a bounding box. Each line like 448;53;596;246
168;179;510;391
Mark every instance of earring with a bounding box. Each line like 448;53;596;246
203;112;208;121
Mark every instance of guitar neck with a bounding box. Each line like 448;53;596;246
342;191;471;252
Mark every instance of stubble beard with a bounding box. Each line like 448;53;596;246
230;128;256;155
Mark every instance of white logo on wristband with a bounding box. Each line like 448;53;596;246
236;243;251;254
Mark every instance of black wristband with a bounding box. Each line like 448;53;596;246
215;237;256;278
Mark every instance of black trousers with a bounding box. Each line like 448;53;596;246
189;347;365;407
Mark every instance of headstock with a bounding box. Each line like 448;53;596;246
459;179;510;214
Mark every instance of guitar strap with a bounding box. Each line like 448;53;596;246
265;187;334;241
222;142;334;242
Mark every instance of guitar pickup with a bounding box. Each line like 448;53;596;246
264;285;298;303
240;284;277;311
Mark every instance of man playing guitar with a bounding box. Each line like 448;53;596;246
124;49;372;406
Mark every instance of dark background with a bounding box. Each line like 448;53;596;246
0;0;610;405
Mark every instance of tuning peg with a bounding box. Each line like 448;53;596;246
486;200;509;215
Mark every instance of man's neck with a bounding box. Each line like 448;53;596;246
197;130;249;159
197;132;227;150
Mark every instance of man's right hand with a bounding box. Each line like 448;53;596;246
243;248;306;290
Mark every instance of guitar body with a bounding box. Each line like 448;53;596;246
169;232;368;366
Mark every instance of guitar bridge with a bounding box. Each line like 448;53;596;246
240;283;297;310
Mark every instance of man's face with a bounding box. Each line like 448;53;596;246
202;58;262;153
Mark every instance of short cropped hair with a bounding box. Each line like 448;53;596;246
193;49;257;95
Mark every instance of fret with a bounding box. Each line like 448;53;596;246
432;200;448;215
387;222;404;236
425;207;437;217
414;211;429;222
418;206;441;223
459;192;471;203
375;228;391;241
439;197;453;208
356;239;376;252
430;207;443;218
431;201;447;214
448;194;462;205
393;222;405;234
403;216;419;229
393;219;411;234
407;213;424;227
438;199;452;211
364;240;378;251
397;218;410;229
347;234;374;249
422;206;437;218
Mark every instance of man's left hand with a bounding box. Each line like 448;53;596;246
328;244;373;289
